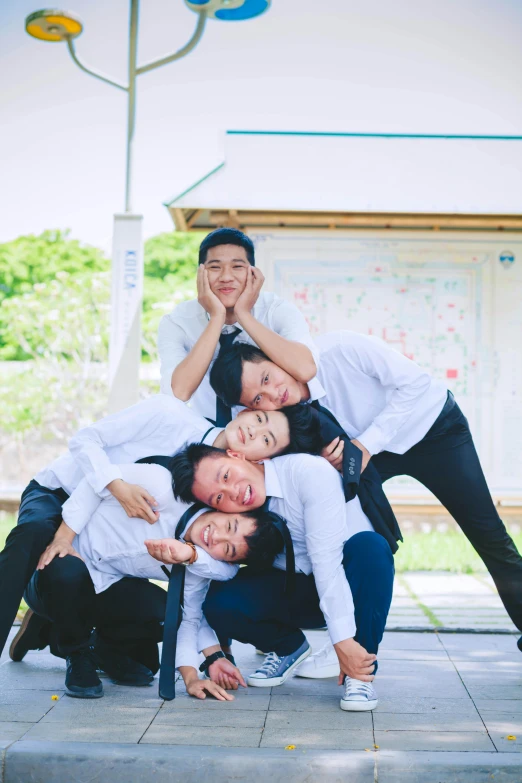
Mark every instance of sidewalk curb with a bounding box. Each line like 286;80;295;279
2;742;522;783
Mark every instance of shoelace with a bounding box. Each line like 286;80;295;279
344;678;374;699
256;652;283;677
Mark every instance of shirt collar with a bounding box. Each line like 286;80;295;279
261;459;284;499
305;376;327;402
205;310;242;332
180;506;209;541
201;427;224;446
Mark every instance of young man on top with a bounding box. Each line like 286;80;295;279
209;331;522;664
157;227;318;424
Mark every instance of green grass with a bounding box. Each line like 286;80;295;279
394;528;522;573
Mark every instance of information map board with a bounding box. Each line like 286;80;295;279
253;230;522;499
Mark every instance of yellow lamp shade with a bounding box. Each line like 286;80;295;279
25;9;83;42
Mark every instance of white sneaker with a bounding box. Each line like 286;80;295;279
295;641;339;679
340;677;378;711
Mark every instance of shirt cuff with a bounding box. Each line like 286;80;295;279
175;652;201;671
197;624;219;653
356;423;386;457
61;506;85;536
87;465;124;498
326;614;357;645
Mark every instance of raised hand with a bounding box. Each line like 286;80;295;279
106;480;159;524
234;266;264;320
144;537;194;565
197;265;226;320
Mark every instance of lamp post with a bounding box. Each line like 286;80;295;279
25;1;271;412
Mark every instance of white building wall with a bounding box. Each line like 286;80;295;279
252;229;522;500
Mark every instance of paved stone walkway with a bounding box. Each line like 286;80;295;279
389;571;518;632
1;572;520;781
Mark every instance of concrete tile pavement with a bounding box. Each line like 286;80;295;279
0;573;521;781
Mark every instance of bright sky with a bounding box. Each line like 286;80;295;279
1;0;521;253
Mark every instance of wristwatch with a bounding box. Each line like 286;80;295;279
199;650;226;673
181;541;198;566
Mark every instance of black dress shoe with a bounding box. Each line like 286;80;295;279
92;635;154;686
518;635;522;653
9;610;51;662
65;648;103;699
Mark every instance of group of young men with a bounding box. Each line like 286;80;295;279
1;228;521;711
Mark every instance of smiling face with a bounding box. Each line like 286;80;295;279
185;510;256;562
192;452;266;513
203;243;250;310
224;409;290;459
239;359;305;410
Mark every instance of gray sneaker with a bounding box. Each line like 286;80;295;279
247;640;311;687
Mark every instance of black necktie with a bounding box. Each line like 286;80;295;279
259;498;296;594
215;328;242;426
158;501;207;701
310;401;403;553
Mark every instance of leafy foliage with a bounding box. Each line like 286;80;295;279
0;228;202;459
0;230;108;302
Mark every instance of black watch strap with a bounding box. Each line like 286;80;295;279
199;650;226;673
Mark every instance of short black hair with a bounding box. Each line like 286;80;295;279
241;510;286;570
278;405;322;456
170;443;225;504
198;228;255;266
210;343;267;408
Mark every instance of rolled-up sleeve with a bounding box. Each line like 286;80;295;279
158;315;190;396
269;299;320;367
294;458;355;643
68;397;165;497
62;478;103;535
175;572;214;670
347;335;432;456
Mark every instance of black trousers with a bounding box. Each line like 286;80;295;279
0;480;69;656
372;393;522;632
25;556;166;668
204;532;394;659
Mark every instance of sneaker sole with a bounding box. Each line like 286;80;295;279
296;662;340;679
247;646;312;688
9;610;35;662
340;698;378;712
65;685;104;699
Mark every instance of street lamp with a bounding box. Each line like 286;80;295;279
25;1;271;412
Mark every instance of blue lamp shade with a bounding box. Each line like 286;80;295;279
185;0;271;21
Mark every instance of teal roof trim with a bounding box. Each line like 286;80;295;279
226;130;522;141
164;162;225;207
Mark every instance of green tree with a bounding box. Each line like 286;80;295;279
0;229;108;302
144;230;202;281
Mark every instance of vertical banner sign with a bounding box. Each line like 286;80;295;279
108;213;144;413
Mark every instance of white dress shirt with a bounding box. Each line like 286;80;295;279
35;394;222;498
158;292;320;421
309;331;448;456
265;454;374;644
62;462;237;670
